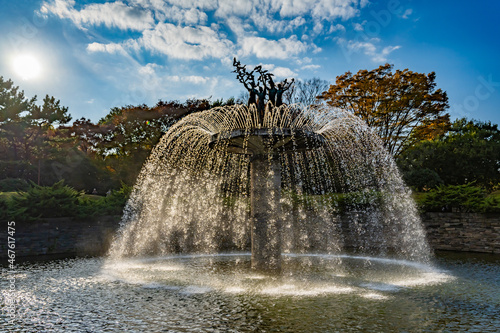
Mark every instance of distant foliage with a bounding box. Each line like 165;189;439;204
403;168;443;191
71;99;212;185
398;118;500;189
0;178;30;192
283;77;330;106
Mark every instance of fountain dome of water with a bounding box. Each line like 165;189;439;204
108;102;430;270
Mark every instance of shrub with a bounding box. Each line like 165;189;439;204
97;183;133;215
0;196;9;221
282;190;383;213
78;182;133;217
331;190;383;213
9;180;82;221
0;178;30;192
419;183;500;213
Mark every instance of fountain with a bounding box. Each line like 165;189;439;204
108;61;431;270
5;62;499;333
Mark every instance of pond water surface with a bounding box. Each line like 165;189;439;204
1;252;499;332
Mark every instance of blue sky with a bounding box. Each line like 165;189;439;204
1;0;499;124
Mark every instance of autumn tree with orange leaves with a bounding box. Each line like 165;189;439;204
319;64;450;156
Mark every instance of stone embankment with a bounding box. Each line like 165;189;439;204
1;216;120;261
1;213;498;260
421;212;500;254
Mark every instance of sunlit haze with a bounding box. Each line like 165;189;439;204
12;54;42;80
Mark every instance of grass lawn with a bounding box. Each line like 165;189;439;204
82;194;104;201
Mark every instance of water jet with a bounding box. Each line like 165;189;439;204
209;125;326;270
109;62;431;270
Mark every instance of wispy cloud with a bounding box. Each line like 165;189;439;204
87;42;128;55
402;8;413;19
167;75;210;84
301;64;321;71
239;35;309;59
261;63;297;78
338;38;401;62
41;0;155;31
138;23;233;60
41;0;366;61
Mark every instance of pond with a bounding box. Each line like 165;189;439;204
1;251;499;332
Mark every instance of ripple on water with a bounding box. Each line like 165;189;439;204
1;253;498;332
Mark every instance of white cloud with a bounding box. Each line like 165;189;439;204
272;66;297;78
138;63;162;75
41;0;155;31
278;0;359;21
374;45;401;62
301;64;321;71
345;39;401;62
240;35;309;59
261;64;296;78
313;21;324;35
296;57;312;65
310;0;360;21
86;23;234;60
348;40;376;54
215;0;254;18
139;23;233;60
184;75;210;84
353;22;364;31
166;75;209;84
154;5;208;25
225;16;253;37
87;42;128;55
250;12;307;34
402;8;413;19
41;0;374;63
328;24;346;33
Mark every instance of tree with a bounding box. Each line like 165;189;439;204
72;99;212;185
0;77;72;184
0;76;34;161
283;77;329;106
398;118;500;190
319;64;450;156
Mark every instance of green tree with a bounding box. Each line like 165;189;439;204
320;64;450;156
398;118;500;189
72;99;211;185
0;77;72;184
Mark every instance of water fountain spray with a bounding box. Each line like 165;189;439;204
109;61;430;272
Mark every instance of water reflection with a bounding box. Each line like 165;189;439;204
1;252;498;332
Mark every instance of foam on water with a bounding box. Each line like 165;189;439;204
101;253;451;298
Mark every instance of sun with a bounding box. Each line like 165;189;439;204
13;54;42;80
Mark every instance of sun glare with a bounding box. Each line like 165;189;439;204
13;54;42;80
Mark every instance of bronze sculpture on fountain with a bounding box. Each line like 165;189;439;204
232;58;295;122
